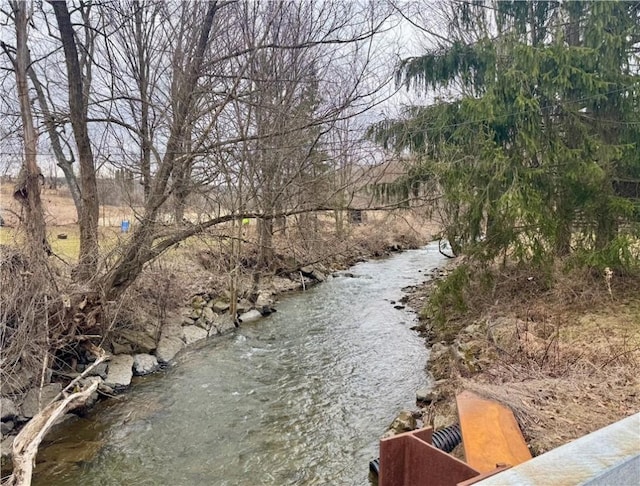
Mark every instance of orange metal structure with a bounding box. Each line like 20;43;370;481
379;427;481;486
378;391;531;485
456;391;532;473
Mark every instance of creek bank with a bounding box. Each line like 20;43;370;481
1;238;421;472
381;256;526;444
385;257;640;459
377;258;466;442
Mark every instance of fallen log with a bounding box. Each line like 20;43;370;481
2;381;99;486
2;353;108;486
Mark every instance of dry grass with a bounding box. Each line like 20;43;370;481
0;184;136;227
422;262;640;455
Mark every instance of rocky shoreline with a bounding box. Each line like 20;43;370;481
0;241;417;471
381;258;466;439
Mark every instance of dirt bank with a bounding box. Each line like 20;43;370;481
406;259;640;456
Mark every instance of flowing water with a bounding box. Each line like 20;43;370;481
33;243;445;485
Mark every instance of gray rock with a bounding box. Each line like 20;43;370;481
194;317;212;331
191;295;206;310
22;383;63;418
300;265;314;275
259;305;276;316
85;391;99;409
383;410;417;438
1;367;35;395
132;354;159;376
271;276;300;293
1;435;14;461
182;325;208;345
111;342;133;355
0;398;19;421
1;421;14;435
313;270;326;282
164;314;186;328
255;292;273;307
161;318;183;339
238;309;262;323
211;315;236;335
212;300;230;313
236;299;252;314
117;329;157;354
77;376;101;408
84;362;108;380
300;265;325;282
416;388;440;404
78;375;103;389
201;307;215;323
338;272;356;278
98;383;114;395
156;336;184;363
104;355;134;389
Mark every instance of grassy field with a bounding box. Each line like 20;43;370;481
0;224;129;261
0;184;147;261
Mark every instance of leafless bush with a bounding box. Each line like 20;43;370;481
0;246;63;396
101;260;193;343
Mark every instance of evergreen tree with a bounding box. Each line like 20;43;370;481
372;0;640;268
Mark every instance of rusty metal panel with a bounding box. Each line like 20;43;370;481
379;427;480;486
456;391;532;473
380;432;410;486
475;412;640;485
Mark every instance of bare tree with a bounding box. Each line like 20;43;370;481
48;0;100;282
2;0;396;333
1;1;48;258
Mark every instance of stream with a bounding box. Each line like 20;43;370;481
33;243;445;485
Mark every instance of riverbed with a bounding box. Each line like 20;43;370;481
34;243;445;485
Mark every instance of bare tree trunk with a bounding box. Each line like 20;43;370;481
133;0;152;200
102;1;219;299
50;1;100;282
10;1;48;259
173;131;194;224
26;61;82;213
257;216;274;269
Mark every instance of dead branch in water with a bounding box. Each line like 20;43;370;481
2;353;107;486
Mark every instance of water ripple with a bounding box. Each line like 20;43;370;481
34;244;445;486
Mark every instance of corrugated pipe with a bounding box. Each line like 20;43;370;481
431;423;462;453
369;424;462;477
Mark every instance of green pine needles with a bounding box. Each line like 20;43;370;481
371;0;640;271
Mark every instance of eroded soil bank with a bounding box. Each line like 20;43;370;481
405;258;640;456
